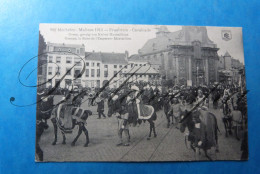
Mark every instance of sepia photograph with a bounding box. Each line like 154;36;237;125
36;24;248;162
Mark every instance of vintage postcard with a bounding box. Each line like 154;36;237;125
36;24;248;162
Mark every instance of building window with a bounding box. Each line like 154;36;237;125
65;68;71;75
49;56;53;63
97;63;100;67
76;49;79;54
114;65;117;68
65;79;72;87
104;71;108;77
66;57;72;64
75;57;81;66
97;69;100;77
91;62;95;67
48;67;52;75
38;66;43;75
55;79;60;86
85;69;89;77
135;64;138;66
114;71;117;77
104;65;108;68
119;65;122;68
56;56;61;63
55;67;60;75
91;69;95;77
74;69;81;78
86;62;89;66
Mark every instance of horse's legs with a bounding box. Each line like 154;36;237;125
147;120;152;140
71;124;83;146
51;118;58;145
215;127;220;153
152;121;157;137
36;123;44;161
62;132;66;145
222;118;228;137
234;122;240;141
82;124;89;147
195;148;200;161
228;118;233;135
165;113;170;128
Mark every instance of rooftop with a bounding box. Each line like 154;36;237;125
123;65;159;75
47;42;85;48
224;51;231;57
85;52;127;64
128;54;147;62
139;26;217;54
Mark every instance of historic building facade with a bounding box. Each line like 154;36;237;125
138;26;219;86
42;43;153;89
218;51;244;85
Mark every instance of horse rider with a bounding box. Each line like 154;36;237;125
195;88;208;109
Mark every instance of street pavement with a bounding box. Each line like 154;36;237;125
39;96;243;162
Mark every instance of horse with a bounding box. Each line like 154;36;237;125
180;108;219;161
222;96;233;137
51;105;92;147
108;93;157;140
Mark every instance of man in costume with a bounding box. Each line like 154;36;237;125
96;95;106;119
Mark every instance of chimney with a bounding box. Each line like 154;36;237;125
125;50;129;61
125;50;129;59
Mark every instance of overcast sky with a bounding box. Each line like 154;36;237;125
40;24;244;64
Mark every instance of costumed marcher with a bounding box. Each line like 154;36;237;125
116;104;131;146
36;87;54;161
195;88;208;109
168;97;181;129
163;93;172;128
96;95;106;119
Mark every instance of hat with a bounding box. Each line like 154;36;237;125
131;85;139;91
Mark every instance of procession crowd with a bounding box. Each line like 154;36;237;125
36;80;248;161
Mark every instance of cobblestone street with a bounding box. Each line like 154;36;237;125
39;96;243;162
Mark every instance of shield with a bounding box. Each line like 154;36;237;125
137;103;154;120
222;30;232;41
56;104;73;133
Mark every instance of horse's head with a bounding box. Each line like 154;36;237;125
179;110;198;133
81;110;92;120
